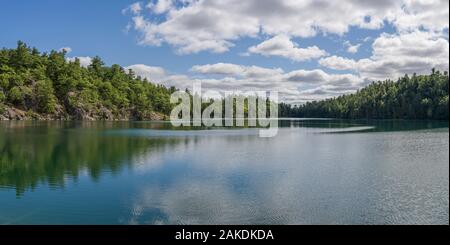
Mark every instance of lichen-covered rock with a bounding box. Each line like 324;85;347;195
6;107;27;120
148;111;166;121
98;107;114;120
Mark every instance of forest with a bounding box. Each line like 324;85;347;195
1;42;448;121
0;41;175;120
279;70;449;120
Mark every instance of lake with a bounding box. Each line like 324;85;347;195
0;120;448;225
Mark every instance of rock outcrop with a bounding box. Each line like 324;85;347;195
0;105;168;121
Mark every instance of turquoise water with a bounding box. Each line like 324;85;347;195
0;120;448;224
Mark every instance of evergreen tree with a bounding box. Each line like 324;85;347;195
280;71;449;120
0;42;174;120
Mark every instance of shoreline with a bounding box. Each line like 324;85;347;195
0;105;168;121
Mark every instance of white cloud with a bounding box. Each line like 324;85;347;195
147;0;174;14
126;64;193;90
393;0;449;33
299;84;359;97
371;31;448;62
319;56;358;71
248;35;327;61
362;36;372;42
285;69;362;87
124;0;448;54
66;56;92;67
126;62;363;103
123;2;143;15
191;63;245;76
320;31;449;81
359;31;449;81
58;47;72;53
191;63;284;78
125;64;167;82
121;1;449;103
344;41;361;54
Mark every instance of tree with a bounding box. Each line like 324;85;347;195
0;42;175;120
279;71;449;120
35;79;57;113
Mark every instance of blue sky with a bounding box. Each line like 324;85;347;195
1;0;448;103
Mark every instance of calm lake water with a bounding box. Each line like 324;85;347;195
0;120;448;225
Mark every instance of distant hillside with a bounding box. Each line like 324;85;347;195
280;70;449;120
0;41;174;120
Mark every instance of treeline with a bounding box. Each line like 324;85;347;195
280;70;449;120
0;41;175;120
1;42;448;121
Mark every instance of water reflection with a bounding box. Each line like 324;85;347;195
123;127;448;225
0;121;181;196
0;120;448;224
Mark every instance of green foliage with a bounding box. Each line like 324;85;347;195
280;71;449;120
0;89;5;101
35;79;57;113
8;86;32;107
0;90;5;113
0;41;174;119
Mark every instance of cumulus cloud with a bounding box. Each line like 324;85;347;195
66;56;93;67
126;64;193;90
121;1;449;103
320;31;449;81
191;63;284;78
394;0;449;33
285;69;362;88
125;64;167;82
319;56;358;71
180;31;448;102
126;63;364;103
247;35;327;61
124;0;448;54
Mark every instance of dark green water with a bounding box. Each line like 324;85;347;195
0;120;448;224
